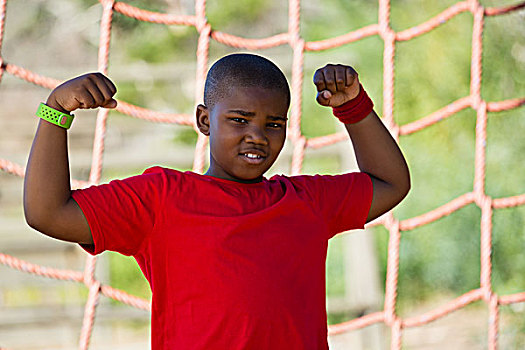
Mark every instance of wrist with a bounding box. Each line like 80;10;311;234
332;84;374;124
36;102;75;129
45;96;70;114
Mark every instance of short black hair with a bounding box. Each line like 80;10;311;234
204;53;290;109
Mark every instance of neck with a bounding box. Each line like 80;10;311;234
204;170;263;184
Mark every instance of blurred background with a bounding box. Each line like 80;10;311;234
0;0;524;349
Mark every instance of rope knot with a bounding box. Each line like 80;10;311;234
99;0;115;10
289;35;304;50
380;27;396;42
196;17;210;34
468;0;484;14
475;192;491;209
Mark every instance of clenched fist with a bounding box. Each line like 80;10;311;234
313;64;360;108
46;72;117;114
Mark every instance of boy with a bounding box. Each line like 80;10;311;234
24;54;410;349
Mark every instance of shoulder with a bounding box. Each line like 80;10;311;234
270;172;372;205
142;165;179;177
270;172;369;187
141;166;189;184
99;166;185;197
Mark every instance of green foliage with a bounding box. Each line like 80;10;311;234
206;0;271;30
111;0;169;31
500;304;525;348
108;0;198;64
390;205;481;310
492;206;525;295
301;0;378;41
326;223;346;298
174;127;199;145
124;26;196;64
108;252;151;304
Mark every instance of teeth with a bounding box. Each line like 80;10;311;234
245;153;261;159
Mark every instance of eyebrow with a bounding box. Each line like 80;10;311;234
268;115;288;122
227;109;255;117
227;110;288;122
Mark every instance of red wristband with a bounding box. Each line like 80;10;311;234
332;84;374;124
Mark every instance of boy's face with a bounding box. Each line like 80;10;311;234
197;86;289;183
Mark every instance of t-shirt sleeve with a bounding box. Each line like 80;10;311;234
71;166;167;256
291;172;373;238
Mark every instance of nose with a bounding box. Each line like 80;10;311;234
244;125;268;146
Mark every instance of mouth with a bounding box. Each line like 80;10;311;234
239;152;267;165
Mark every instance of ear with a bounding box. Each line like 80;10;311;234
196;104;210;136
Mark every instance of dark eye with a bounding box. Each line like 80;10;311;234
268;123;283;128
230;117;247;124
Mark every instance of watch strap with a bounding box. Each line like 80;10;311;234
36;103;75;129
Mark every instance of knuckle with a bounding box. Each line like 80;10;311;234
87;73;101;82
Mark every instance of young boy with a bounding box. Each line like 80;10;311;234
24;54;410;349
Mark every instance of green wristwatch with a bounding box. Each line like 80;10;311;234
36;103;75;129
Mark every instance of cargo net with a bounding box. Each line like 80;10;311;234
1;0;525;349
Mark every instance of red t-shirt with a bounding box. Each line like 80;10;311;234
72;167;372;350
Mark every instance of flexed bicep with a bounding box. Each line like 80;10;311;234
366;175;408;223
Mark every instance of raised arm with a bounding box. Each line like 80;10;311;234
24;73;117;244
314;64;410;222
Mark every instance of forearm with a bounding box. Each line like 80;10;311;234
313;64;410;220
345;110;410;193
24;101;72;229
